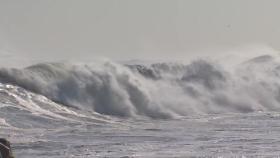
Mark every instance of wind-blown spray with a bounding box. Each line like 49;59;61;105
1;54;280;119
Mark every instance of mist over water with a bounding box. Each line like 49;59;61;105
1;50;280;119
2;49;280;157
2;0;280;156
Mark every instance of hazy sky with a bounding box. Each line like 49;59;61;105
0;0;280;66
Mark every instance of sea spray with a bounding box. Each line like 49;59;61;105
1;54;280;118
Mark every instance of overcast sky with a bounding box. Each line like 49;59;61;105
0;0;280;66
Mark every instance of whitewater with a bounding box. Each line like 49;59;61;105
2;52;280;157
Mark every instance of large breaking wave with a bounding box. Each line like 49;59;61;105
1;54;280;119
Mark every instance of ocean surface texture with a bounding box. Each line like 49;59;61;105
1;54;280;157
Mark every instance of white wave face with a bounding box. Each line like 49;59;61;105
1;54;280;119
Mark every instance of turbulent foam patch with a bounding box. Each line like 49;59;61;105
1;55;280;119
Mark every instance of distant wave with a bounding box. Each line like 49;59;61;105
1;54;280;119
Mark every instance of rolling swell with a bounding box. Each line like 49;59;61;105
1;55;280;119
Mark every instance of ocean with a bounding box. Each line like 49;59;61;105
1;54;280;157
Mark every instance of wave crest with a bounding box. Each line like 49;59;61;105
1;55;280;118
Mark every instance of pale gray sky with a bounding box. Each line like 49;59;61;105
0;0;280;66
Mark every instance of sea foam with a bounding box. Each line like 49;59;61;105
1;54;280;119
